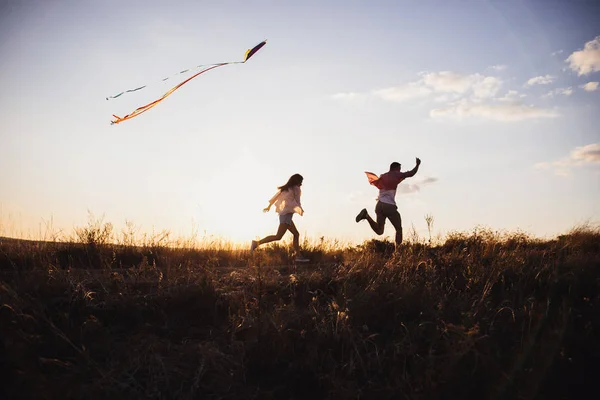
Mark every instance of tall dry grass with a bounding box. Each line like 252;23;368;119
0;218;599;399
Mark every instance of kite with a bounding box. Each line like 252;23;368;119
108;40;267;125
364;171;407;190
365;171;384;189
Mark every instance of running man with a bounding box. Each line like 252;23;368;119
355;158;421;246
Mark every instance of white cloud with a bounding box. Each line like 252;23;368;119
561;87;574;96
372;83;431;102
566;36;600;76
572;143;600;164
542;87;574;99
421;71;478;94
551;49;564;56
534;162;570;177
337;68;574;125
420;177;439;184
434;94;457;103
581;81;599;92
398;183;421;194
430;99;559;122
331;92;363;101
525;75;555;86
397;176;438;194
535;143;600;176
499;90;526;102
348;191;365;203
377;71;503;101
472;76;503;99
489;64;507;71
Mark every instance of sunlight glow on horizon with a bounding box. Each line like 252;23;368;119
1;1;599;246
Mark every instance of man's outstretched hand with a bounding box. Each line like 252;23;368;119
416;157;421;165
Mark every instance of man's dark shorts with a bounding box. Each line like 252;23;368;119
375;201;400;218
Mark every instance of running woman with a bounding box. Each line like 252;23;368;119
251;173;309;262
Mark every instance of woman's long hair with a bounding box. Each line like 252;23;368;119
278;173;303;192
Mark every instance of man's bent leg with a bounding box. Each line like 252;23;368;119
364;211;385;235
372;201;390;235
359;202;388;235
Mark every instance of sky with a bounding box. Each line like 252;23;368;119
1;0;599;245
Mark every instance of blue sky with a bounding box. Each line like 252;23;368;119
1;0;599;244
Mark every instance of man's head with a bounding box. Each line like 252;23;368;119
389;162;401;171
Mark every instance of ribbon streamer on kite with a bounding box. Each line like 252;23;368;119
106;62;232;101
109;40;267;125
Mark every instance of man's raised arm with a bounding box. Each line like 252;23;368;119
402;157;422;178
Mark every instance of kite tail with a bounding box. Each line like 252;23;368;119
106;63;225;101
110;63;228;124
106;85;147;100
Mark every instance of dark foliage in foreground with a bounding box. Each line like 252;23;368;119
1;227;599;399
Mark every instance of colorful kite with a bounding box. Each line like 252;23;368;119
108;40;267;125
365;172;383;189
365;171;408;190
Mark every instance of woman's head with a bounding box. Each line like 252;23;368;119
278;173;303;191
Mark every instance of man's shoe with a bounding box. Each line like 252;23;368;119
355;208;368;222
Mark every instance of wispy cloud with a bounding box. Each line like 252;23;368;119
472;76;503;99
566;36;600;76
370;71;503;103
398;183;421;194
374;71;504;102
542;87;574;99
372;83;431;102
336;68;565;123
421;71;481;94
420;177;439;184
347;191;366;203
572;143;600;164
398;176;438;194
560;87;574;96
499;90;526;102
551;49;564;56
489;64;507;71
331;92;364;101
431;99;559;122
525;75;555;86
535;143;600;176
433;94;458;103
581;81;599;92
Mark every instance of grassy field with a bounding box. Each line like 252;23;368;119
0;220;599;399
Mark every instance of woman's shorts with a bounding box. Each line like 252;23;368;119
279;213;294;225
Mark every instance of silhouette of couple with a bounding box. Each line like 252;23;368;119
251;158;422;262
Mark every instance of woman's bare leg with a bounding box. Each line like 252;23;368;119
258;223;288;245
287;221;300;252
